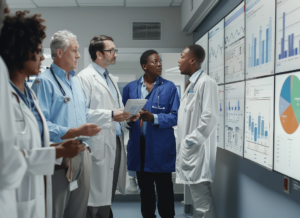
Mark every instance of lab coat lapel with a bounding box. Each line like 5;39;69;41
108;73;123;107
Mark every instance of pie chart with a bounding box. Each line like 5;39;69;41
279;75;300;134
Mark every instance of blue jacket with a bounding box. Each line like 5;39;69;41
122;76;180;173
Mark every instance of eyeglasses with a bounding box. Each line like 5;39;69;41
39;48;44;57
102;49;118;55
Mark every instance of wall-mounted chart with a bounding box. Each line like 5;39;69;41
244;77;274;170
276;0;300;74
217;85;225;149
275;72;300;181
245;0;275;79
195;33;208;75
225;1;245;83
225;81;245;157
209;19;225;84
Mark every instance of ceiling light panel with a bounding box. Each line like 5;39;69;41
125;0;172;7
6;0;37;8
77;0;124;7
32;0;78;7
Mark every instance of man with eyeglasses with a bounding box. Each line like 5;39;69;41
77;35;139;218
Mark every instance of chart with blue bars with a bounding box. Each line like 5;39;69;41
217;85;225;149
276;0;300;73
244;77;274;169
246;0;275;79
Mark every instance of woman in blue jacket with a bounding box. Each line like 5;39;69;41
122;50;180;218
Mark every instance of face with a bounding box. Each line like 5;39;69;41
60;38;81;71
143;53;162;76
99;40;117;66
23;44;45;76
178;47;194;75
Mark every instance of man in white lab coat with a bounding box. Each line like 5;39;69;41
77;35;139;218
0;1;27;217
176;44;219;218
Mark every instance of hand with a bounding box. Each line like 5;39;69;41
113;109;132;122
129;113;140;122
139;108;154;123
56;139;86;159
87;147;91;153
76;123;101;137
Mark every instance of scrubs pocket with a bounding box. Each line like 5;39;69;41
17;198;37;218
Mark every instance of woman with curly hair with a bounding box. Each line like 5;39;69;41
0;11;86;218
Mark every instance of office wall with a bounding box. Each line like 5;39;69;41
10;6;192;72
192;1;300;218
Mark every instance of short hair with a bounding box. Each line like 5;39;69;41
0;11;46;73
187;44;206;67
50;30;77;59
140;50;158;68
89;35;114;61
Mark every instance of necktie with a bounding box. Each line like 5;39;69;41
103;69;109;86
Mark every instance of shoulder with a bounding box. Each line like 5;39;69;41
32;69;53;89
160;77;176;88
77;65;94;80
126;79;139;88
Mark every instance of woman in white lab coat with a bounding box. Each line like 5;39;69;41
0;11;86;218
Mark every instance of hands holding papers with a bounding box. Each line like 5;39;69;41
139;108;154;123
124;99;148;123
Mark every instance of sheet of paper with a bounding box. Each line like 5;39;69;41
124;99;148;115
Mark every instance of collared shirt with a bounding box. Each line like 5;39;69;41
91;62;122;136
140;75;159;136
32;63;90;143
10;81;44;147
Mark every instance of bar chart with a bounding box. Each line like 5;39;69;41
246;0;275;79
225;81;245;157
217;85;225;149
195;33;208;74
225;1;245;83
209;19;225;84
276;0;300;73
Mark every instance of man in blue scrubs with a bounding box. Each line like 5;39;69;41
122;50;180;218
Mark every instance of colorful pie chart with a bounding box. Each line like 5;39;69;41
279;75;300;134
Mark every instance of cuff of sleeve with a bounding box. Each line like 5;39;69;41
153;114;159;125
55;157;63;165
83;141;89;147
59;126;70;140
185;139;196;148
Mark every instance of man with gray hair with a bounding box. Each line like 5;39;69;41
32;30;102;218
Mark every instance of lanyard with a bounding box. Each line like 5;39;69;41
50;67;71;103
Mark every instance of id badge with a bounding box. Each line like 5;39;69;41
69;180;78;191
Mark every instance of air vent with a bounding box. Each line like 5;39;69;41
132;22;161;40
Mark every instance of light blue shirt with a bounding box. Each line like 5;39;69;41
31;63;90;144
140;75;159;136
91;62;122;136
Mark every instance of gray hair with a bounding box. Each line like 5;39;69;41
50;30;77;59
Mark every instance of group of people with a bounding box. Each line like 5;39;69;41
0;1;219;218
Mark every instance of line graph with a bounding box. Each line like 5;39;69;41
210;44;224;60
225;27;245;45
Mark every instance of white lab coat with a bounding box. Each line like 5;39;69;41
175;72;218;185
0;57;27;218
10;86;56;218
77;64;127;207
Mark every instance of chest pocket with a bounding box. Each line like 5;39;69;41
185;93;195;111
151;93;168;114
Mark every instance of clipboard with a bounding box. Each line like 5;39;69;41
124;99;148;115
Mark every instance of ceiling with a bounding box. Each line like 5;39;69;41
6;0;183;8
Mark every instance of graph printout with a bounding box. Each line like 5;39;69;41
275;72;300;180
225;81;245;156
196;33;208;75
244;77;274;169
245;0;275;79
209;19;225;84
225;1;245;83
276;0;300;74
217;85;225;149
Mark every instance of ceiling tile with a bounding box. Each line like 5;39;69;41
6;0;37;8
77;0;124;7
125;0;172;7
32;0;78;7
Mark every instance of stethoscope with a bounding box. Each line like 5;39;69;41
136;77;165;110
50;66;71;103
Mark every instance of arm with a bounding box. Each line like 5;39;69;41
156;85;180;129
184;80;219;148
0;60;27;189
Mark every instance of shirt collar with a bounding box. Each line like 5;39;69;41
189;69;203;83
91;62;106;76
51;63;75;78
140;75;160;85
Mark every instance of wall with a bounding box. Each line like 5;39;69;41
192;0;300;218
10;6;192;72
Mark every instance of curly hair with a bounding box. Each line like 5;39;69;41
0;11;46;74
